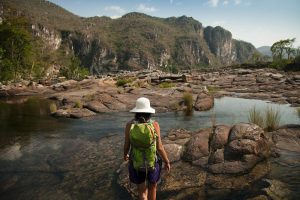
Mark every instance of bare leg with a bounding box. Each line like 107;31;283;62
148;183;157;200
137;182;148;200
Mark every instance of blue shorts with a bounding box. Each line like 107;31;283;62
128;162;161;184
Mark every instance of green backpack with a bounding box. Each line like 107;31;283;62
129;120;157;171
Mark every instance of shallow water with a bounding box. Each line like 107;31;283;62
0;96;299;199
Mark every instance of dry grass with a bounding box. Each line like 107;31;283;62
182;92;193;116
264;106;281;132
49;103;57;113
248;106;264;128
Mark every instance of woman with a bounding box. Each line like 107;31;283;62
123;97;171;200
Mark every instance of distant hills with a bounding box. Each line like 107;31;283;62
0;0;259;73
257;46;272;57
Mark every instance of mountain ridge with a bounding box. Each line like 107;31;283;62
0;0;258;73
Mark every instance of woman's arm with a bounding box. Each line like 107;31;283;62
123;122;131;161
153;121;171;172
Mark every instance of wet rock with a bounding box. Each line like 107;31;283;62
194;93;214;111
271;124;300;153
208;155;261;174
69;108;97;118
262;179;291;200
52;108;96;118
206;160;270;191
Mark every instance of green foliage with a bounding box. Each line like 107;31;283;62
159;82;175;88
60;56;89;80
115;77;135;87
207;86;219;94
182;92;194;116
248;106;264;128
0;17;34;81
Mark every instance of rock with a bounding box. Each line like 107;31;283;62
209;148;224;164
184;128;211;162
69;108;97;118
84;101;109;113
208;155;260;174
229;123;264;142
52;109;71;118
210;125;231;150
246;195;269;200
262;179;291;200
228;139;260;155
206;160;270;189
163;143;183;163
271;125;300;153
194;93;214;111
167;129;191;140
52;108;96;118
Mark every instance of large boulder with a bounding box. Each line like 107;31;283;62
194;93;214;111
184;128;212;162
163;143;183;163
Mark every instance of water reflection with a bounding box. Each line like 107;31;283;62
0;96;299;199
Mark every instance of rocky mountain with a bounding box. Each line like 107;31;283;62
0;0;258;74
257;46;272;57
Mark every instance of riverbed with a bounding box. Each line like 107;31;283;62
0;96;299;199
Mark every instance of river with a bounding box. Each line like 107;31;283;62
0;96;299;199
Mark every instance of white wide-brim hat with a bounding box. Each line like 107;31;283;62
130;97;155;114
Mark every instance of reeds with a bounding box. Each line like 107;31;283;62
49;103;57;113
265;106;281;132
182;92;193;116
248;106;264;128
248;106;281;131
296;107;300;118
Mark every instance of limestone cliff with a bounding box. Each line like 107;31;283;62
0;0;258;74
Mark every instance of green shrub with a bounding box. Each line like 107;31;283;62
115;77;134;87
182;92;193;116
248;106;264;128
159;82;175;88
207;86;219;94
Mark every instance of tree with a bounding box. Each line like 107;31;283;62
60;56;89;80
271;38;295;60
0;18;34;81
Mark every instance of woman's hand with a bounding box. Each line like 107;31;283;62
164;161;171;173
124;154;129;161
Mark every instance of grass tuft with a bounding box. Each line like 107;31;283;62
159;82;175;88
248;106;264;128
182;92;194;116
49;103;57;113
265;106;281;132
74;100;82;108
296;107;300;118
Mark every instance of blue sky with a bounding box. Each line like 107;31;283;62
48;0;300;48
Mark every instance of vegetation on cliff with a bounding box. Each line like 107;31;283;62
0;0;261;82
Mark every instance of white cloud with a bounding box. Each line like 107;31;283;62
104;5;126;14
234;0;241;5
137;4;157;13
208;0;220;7
223;0;229;5
170;0;174;4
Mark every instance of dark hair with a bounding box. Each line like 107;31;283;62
135;112;151;123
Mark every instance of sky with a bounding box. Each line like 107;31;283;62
48;0;300;48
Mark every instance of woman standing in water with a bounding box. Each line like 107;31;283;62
123;97;171;200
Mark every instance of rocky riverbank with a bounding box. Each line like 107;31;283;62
0;68;299;118
118;123;299;200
